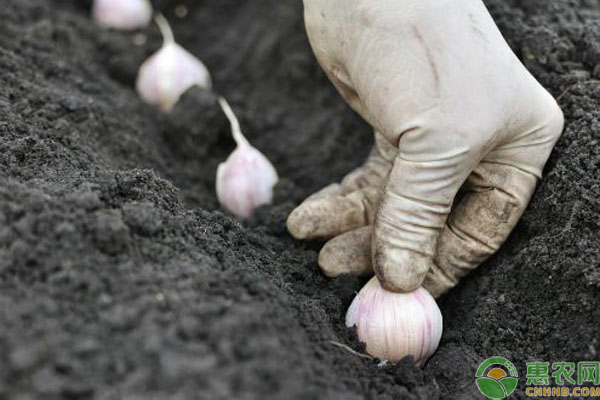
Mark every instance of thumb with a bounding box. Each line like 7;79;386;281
372;152;470;292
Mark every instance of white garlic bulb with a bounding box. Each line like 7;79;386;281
216;98;278;219
92;0;153;30
136;14;212;112
345;277;443;366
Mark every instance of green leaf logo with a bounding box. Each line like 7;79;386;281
475;357;519;399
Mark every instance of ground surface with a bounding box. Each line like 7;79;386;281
0;0;599;399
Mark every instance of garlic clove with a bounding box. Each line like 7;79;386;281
216;98;278;219
216;144;279;219
136;43;212;112
92;0;153;31
136;14;212;112
345;277;443;366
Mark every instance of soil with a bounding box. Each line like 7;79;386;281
0;0;599;399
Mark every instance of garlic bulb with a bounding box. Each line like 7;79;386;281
345;277;443;366
216;98;278;219
92;0;153;30
136;14;212;112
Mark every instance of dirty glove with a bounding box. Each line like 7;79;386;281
287;0;564;297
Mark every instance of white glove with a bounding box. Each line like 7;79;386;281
287;0;564;297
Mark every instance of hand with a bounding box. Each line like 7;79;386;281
287;0;564;297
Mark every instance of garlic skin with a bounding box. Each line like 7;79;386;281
345;277;443;366
216;98;278;219
136;14;212;112
92;0;153;30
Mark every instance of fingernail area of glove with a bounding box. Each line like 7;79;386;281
372;247;431;293
286;206;320;239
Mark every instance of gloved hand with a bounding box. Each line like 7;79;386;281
287;0;564;298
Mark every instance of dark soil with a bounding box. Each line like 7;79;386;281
0;0;599;399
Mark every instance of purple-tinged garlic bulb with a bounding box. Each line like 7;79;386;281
216;98;278;219
136;14;212;112
92;0;153;31
346;277;443;366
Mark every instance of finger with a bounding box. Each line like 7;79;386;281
287;187;380;239
372;153;471;293
423;162;538;297
319;226;373;278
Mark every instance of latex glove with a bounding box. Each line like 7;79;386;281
287;0;564;297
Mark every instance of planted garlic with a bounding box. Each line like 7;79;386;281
216;98;278;219
92;0;153;30
136;14;212;112
346;277;442;366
